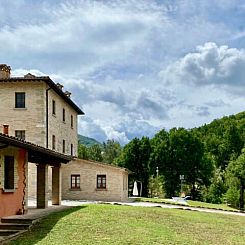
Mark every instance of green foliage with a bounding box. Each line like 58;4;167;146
225;149;245;209
102;140;121;164
149;128;212;199
78;111;245;204
224;186;240;207
194;114;244;170
148;175;164;198
78;144;89;160
78;140;121;164
116;137;151;196
87;144;103;162
206;168;226;204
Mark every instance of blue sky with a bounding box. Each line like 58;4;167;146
1;0;245;144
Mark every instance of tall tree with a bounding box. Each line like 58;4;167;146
226;149;245;209
117;137;151;197
78;144;89;160
102;140;121;164
150;128;212;199
87;144;103;162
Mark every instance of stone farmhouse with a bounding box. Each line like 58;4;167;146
0;64;129;206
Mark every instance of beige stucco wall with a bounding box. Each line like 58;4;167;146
0;81;46;146
62;159;129;202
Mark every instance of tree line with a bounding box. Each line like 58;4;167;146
78;111;245;209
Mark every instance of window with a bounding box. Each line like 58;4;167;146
4;156;14;189
63;108;66;122
63;140;66;153
97;175;106;189
15;130;25;140
71;115;73;128
70;143;73;156
15;92;25;108
71;175;80;189
52;100;56;115
52;135;56;150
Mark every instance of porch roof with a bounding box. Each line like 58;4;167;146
0;133;72;165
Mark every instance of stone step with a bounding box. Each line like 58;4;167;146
1;218;33;225
0;223;29;230
0;230;19;236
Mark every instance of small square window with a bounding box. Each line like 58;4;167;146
15;92;25;108
15;130;25;140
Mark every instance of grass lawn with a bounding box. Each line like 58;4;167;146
9;204;245;245
137;197;238;211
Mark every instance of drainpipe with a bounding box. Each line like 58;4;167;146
46;88;51;148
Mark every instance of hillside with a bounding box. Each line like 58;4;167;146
78;134;101;147
192;110;245;170
194;111;245;140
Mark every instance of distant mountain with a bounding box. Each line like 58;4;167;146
78;134;101;147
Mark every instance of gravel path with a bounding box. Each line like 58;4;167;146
27;199;245;217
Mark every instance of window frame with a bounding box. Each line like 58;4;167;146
15;130;25;140
62;139;66;154
97;175;106;189
15;92;25;108
63;108;66;122
71;115;73;128
52;100;56;115
52;135;56;150
4;156;15;190
71;174;80;189
70;143;73;156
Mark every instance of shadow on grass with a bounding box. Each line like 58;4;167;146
9;206;87;245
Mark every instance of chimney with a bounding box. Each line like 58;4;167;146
56;83;63;90
64;91;71;98
24;73;36;79
0;64;11;79
3;125;9;135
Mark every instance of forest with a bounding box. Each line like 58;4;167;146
78;111;245;209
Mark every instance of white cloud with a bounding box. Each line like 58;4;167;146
162;42;245;88
3;1;245;144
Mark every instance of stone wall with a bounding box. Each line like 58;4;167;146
61;159;129;202
0;81;46;146
47;87;78;156
28;162;53;200
0;81;79;156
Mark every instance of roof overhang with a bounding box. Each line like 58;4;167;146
0;77;84;115
0;133;72;165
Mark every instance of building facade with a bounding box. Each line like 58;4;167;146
62;159;129;202
0;64;84;156
0;64;130;203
